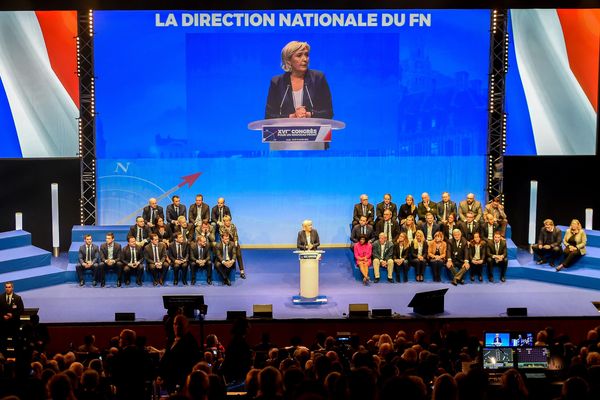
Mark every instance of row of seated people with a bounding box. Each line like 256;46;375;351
353;226;508;285
533;218;587;271
76;230;239;288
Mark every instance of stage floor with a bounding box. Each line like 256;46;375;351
20;249;600;323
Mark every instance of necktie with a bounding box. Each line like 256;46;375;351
219;208;223;222
224;244;229;261
86;245;90;262
469;223;473;233
177;244;181;259
362;205;366;216
385;222;391;241
199;246;203;258
496;243;499;254
362;226;366;235
444;203;447;220
137;227;142;242
108;245;113;260
153;245;158;262
132;248;137;263
175;206;179;215
150;209;154;223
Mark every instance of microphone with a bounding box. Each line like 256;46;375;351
280;84;290;117
305;84;315;115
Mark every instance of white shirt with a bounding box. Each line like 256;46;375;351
292;89;303;109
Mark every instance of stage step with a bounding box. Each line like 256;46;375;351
509;262;600;291
0;265;67;291
71;225;130;242
0;230;31;250
557;226;600;248
0;245;52;273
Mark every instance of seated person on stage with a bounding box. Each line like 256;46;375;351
486;231;508;282
121;236;143;286
350;216;375;247
77;234;99;287
190;235;212;285
220;215;246;279
556;219;587;272
469;232;487;282
393;232;411;283
99;232;123;287
446;228;470;285
198;219;216;247
352;194;375;227
484;196;508;235
375;209;400;243
297;219;320;251
401;215;420;242
145;233;169;286
372;232;394;283
215;232;237;286
189;194;210;236
129;216;151;248
417;192;438;226
375;193;398;224
427;231;446;283
458;193;483;222
399;194;418;226
480;213;499;243
409;230;429;282
153;217;173;245
166;195;187;230
353;235;372;285
442;213;461;241
174;216;194;243
422;212;441;242
142;197;164;229
533;219;562;266
211;197;232;229
437;192;457;225
459;211;480;242
168;233;190;286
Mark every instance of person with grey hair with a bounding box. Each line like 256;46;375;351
265;40;333;119
297;220;320;250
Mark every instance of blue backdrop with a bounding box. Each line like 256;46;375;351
95;9;490;245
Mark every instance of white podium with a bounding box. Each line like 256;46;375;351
292;250;327;304
248;118;345;151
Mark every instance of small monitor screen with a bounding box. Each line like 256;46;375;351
516;347;550;369
509;332;534;347
485;332;510;347
483;347;515;370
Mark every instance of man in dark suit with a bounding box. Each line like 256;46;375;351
1;281;24;352
534;219;563;267
190;235;212;285
121;236;144;286
145;234;169;286
77;234;100;286
99;232;123;287
372;233;394;283
169;233;189;286
375;193;398;224
352;194;375;227
486;232;508;282
350;216;375;247
459;211;480;242
189;194;210;235
215;232;237;286
173;217;194;243
211;197;232;229
297;219;320;250
142;198;164;229
166;195;187;230
128;216;151;248
112;329;154;400
437;192;457;224
446;228;470;285
421;212;441;241
375;209;400;243
417;192;438;225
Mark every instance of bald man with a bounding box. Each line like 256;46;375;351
211;197;232;229
142;198;164;228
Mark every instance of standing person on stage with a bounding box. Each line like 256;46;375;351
145;233;168;286
393;232;411;282
166;195;187;230
481;213;499;243
372;232;394;283
422;212;441;242
77;234;99;287
153;216;173;246
400;214;420;243
99;232;123;287
409;230;429;282
486;232;508;282
211;197;232;230
447;228;470;285
376;193;398;224
297;219;320;251
556;219;587;272
351;216;375;247
169;233;190;286
399;194;418;226
142;198;164;229
375;209;400;243
352;194;375;227
190;235;212;285
428;231;447;282
484;196;508;236
354;235;372;285
437;192;457;225
417;192;438;226
174;216;194;243
1;281;24;352
220;215;246;279
442;213;461;242
458;193;483;222
121;236;143;286
460;211;480;243
469;232;487;282
533;219;562;266
215;232;237;286
129;216;151;248
189;194;210;236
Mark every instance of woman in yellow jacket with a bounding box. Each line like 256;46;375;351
556;219;587;271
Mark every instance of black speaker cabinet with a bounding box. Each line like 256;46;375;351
349;303;369;318
507;307;528;317
371;308;392;318
115;312;135;322
227;310;247;320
